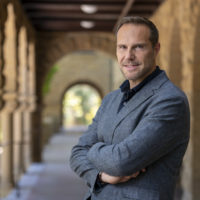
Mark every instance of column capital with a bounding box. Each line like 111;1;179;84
16;94;29;112
28;95;37;112
1;92;18;113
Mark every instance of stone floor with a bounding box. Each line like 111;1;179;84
4;130;182;200
5;131;88;200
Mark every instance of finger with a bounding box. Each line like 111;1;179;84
141;168;146;172
120;177;131;183
131;171;140;178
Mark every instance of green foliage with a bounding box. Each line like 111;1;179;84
63;84;101;126
42;64;59;96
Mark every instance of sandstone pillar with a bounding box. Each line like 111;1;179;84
0;111;14;197
23;42;36;169
0;3;17;197
13;26;28;179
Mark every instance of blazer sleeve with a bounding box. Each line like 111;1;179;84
69;94;110;192
87;94;190;176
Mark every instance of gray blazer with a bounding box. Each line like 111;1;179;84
70;71;190;200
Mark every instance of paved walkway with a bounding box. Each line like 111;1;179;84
5;132;88;200
4;130;182;200
27;163;87;200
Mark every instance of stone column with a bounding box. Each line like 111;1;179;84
0;112;13;196
0;3;17;197
13;26;28;180
22;42;36;170
0;100;17;197
13;110;24;181
0;27;3;110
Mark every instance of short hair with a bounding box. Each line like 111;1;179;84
116;16;159;47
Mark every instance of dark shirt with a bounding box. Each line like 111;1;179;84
118;66;162;113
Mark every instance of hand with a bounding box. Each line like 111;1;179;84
100;169;146;184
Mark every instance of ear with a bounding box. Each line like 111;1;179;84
154;42;160;55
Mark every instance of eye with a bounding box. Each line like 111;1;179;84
135;44;145;50
118;45;127;50
135;44;144;49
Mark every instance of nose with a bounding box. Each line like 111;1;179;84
125;48;135;60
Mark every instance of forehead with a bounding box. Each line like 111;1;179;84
117;24;151;43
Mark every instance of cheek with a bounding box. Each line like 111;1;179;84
117;54;123;63
140;52;152;63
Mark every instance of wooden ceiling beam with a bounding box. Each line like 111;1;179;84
21;0;163;4
23;3;124;12
20;0;164;32
21;0;126;4
27;12;119;20
113;0;135;33
32;20;114;31
130;5;158;12
23;3;157;12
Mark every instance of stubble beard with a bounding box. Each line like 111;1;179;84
120;62;155;86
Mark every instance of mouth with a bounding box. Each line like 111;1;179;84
123;63;140;70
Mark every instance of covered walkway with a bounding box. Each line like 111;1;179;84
1;0;200;199
5;130;182;200
5;132;87;200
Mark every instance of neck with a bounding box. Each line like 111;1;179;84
129;65;157;89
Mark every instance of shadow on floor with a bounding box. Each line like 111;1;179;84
5;131;88;200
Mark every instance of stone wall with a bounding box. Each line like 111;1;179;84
151;0;200;199
42;51;118;144
1;0;200;199
36;31;119;145
36;32;116;99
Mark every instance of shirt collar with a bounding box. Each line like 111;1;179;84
120;66;162;93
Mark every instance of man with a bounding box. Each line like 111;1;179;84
70;16;190;200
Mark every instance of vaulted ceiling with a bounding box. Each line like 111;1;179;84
20;0;164;32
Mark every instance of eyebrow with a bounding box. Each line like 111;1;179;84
117;42;147;47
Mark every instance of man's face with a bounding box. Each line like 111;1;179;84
116;24;160;88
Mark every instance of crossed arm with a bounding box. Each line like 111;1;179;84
69;94;142;188
99;169;146;184
70;94;189;189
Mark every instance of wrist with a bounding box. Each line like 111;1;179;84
98;172;106;184
99;172;103;182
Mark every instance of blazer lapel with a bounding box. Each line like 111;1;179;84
111;71;169;135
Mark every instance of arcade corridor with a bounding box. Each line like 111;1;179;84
5;131;88;200
1;0;200;199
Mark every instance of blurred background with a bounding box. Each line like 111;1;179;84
0;0;199;199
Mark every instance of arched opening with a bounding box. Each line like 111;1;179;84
42;50;117;144
62;83;101;131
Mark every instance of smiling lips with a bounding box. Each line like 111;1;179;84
123;63;140;70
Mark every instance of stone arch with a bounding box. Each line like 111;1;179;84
62;80;104;101
60;81;102;128
37;32;116;96
43;50;114;100
41;50;117;144
168;19;183;89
